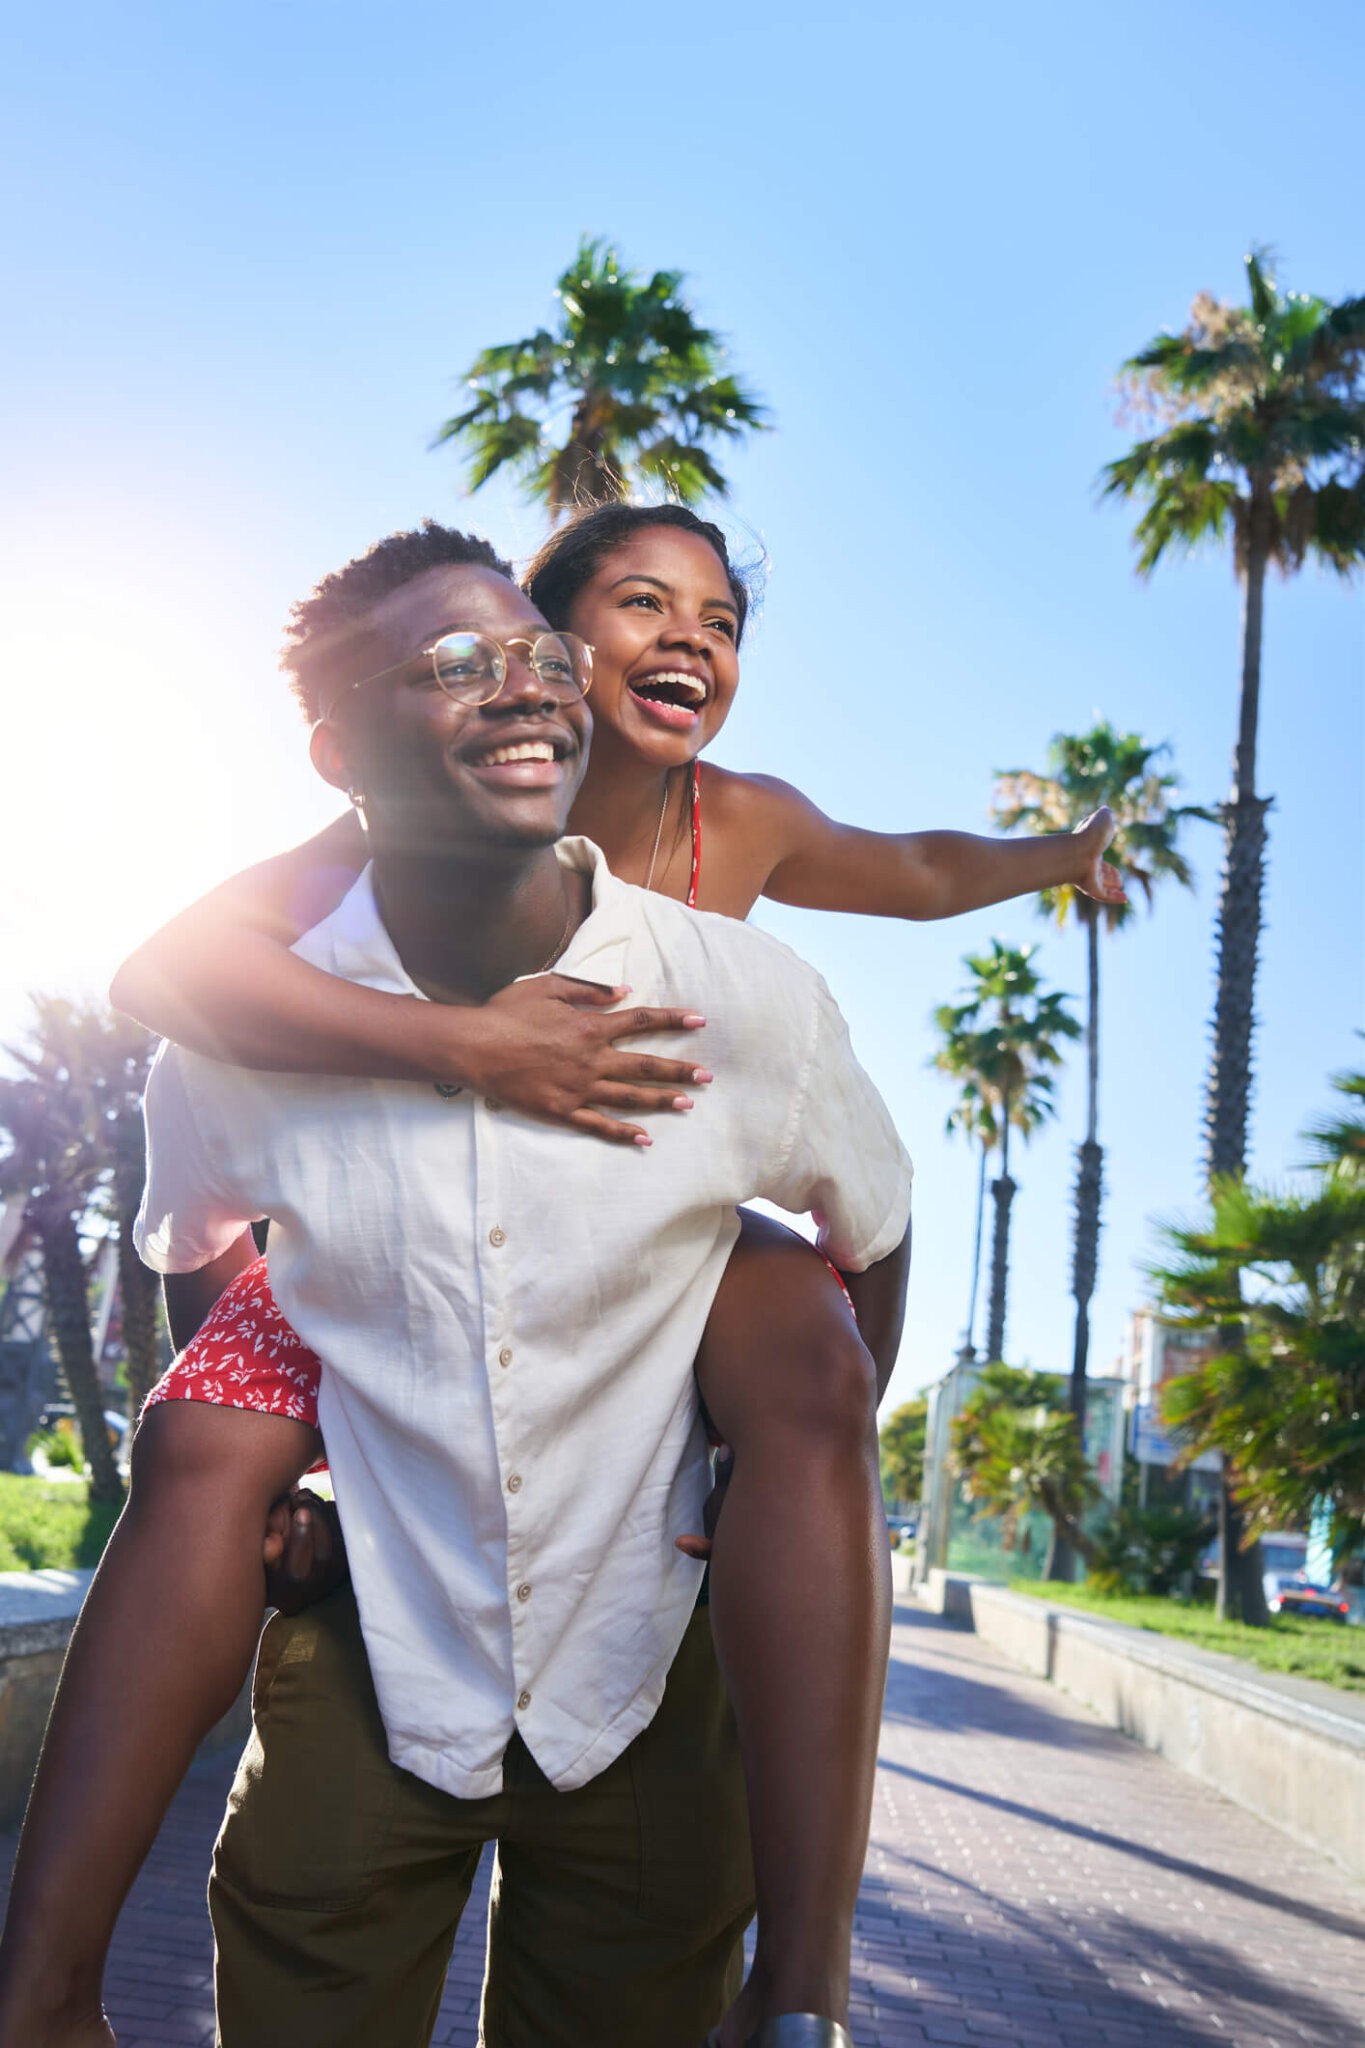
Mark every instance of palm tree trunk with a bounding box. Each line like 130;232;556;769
1070;909;1103;1420
116;1212;163;1422
1204;517;1272;1626
35;1210;123;1505
1039;1480;1098;1571
961;1139;988;1359
1205;529;1272;1185
985;1096;1014;1364
1048;922;1104;1584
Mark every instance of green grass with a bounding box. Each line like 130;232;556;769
0;1473;122;1574
1010;1578;1365;1694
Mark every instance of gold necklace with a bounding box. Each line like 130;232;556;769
642;772;672;894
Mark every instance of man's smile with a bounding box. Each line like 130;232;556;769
459;721;578;788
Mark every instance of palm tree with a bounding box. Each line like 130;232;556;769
436;236;771;514
1104;254;1364;1625
1154;1065;1365;1581
992;725;1203;1454
950;1362;1100;1578
934;943;1080;1364
0;1001;125;1503
937;1076;997;1361
80;1008;163;1417
1102;251;1365;1188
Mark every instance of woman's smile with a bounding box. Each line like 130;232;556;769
624;665;711;731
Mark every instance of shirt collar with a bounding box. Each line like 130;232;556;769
302;837;633;997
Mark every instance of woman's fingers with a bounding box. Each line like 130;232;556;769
537;975;625;1002
539;978;708;1039
599;1053;710;1089
563;1107;654;1147
587;1082;696;1113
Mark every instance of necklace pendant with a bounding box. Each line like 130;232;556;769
434;1083;464;1100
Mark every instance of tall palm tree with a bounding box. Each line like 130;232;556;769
436;236;770;513
938;1077;997;1361
1102;251;1365;1187
992;725;1202;1444
934;943;1079;1364
1103;253;1363;1624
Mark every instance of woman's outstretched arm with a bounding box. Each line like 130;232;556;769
111;816;711;1144
732;774;1126;921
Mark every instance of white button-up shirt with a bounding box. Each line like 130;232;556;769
136;839;912;1798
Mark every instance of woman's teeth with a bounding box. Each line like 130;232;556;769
475;741;556;765
630;672;707;707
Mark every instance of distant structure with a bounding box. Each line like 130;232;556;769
1116;1306;1221;1498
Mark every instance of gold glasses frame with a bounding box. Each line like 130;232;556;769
335;629;594;714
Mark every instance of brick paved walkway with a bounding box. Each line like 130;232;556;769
3;1598;1363;2046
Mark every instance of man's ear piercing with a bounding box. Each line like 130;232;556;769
347;787;365;810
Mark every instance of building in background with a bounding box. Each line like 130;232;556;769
1116;1306;1221;1510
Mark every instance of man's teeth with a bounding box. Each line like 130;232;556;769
475;742;557;766
632;672;707;707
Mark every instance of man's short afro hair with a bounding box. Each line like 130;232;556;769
283;521;514;723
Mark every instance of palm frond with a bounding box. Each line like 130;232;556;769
437;237;771;505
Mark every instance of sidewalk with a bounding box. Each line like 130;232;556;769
2;1597;1362;2046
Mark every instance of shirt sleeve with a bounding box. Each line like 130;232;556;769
133;1043;258;1274
761;976;913;1273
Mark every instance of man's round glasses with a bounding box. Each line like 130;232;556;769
343;630;593;710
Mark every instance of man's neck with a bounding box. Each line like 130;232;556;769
371;843;584;1005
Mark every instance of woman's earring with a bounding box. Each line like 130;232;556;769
347;786;365;810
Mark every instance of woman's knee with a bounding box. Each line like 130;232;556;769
780;1310;878;1446
703;1242;878;1449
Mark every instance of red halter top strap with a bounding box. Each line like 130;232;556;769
686;760;701;910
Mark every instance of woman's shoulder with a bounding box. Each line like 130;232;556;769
697;760;811;820
695;762;817;910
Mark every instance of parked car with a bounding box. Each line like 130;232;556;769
1200;1529;1309;1610
1268;1574;1350;1623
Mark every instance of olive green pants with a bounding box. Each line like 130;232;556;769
209;1587;754;2047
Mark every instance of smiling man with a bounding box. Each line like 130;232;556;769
129;526;912;2047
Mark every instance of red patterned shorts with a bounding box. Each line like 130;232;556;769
143;1256;322;1429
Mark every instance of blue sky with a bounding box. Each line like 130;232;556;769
2;0;1361;1409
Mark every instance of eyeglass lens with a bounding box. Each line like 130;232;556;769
431;632;588;703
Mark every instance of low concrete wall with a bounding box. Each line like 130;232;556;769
0;1569;251;1832
932;1576;1365;1885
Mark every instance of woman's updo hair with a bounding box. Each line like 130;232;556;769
523;502;756;646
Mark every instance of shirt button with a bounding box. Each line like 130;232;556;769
507;1474;522;1494
517;1690;532;1710
489;1225;507;1248
516;1582;532;1603
498;1346;513;1369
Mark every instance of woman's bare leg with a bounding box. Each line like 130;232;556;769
0;1403;320;2048
696;1213;896;2043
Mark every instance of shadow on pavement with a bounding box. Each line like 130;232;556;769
884;1607;1120;1750
874;1750;1365;1946
857;1857;1358;2047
